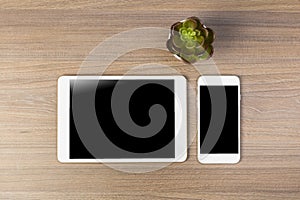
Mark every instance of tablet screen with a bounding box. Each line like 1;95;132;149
69;79;175;159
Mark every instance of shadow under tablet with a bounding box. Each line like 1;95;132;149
70;79;175;159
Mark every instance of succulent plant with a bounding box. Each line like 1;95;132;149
166;16;215;64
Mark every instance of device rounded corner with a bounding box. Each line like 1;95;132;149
177;75;187;84
57;153;66;164
197;156;201;164
233;156;241;164
179;152;188;163
232;75;240;84
57;75;66;83
197;76;203;85
197;157;206;164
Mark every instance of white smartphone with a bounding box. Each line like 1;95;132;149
198;76;240;164
57;76;187;163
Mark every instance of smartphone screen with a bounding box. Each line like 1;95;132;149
200;85;239;154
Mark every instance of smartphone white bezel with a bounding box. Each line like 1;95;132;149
197;76;240;164
57;75;187;163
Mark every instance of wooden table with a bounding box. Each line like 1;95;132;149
0;1;300;199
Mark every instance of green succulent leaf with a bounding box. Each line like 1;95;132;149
186;27;194;33
172;35;183;48
180;46;195;55
180;53;198;63
186;16;202;29
171;21;182;32
185;40;196;49
196;36;204;45
195;29;201;36
180;28;187;35
195;45;206;56
203;28;215;46
198;45;213;60
183;19;197;30
199;27;208;38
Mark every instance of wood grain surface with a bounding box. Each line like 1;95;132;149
0;0;300;199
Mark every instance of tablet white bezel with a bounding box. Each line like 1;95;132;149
58;75;187;163
197;76;240;164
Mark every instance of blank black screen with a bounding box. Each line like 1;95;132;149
69;79;175;159
200;86;238;154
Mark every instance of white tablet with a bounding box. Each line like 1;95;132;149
57;76;187;163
